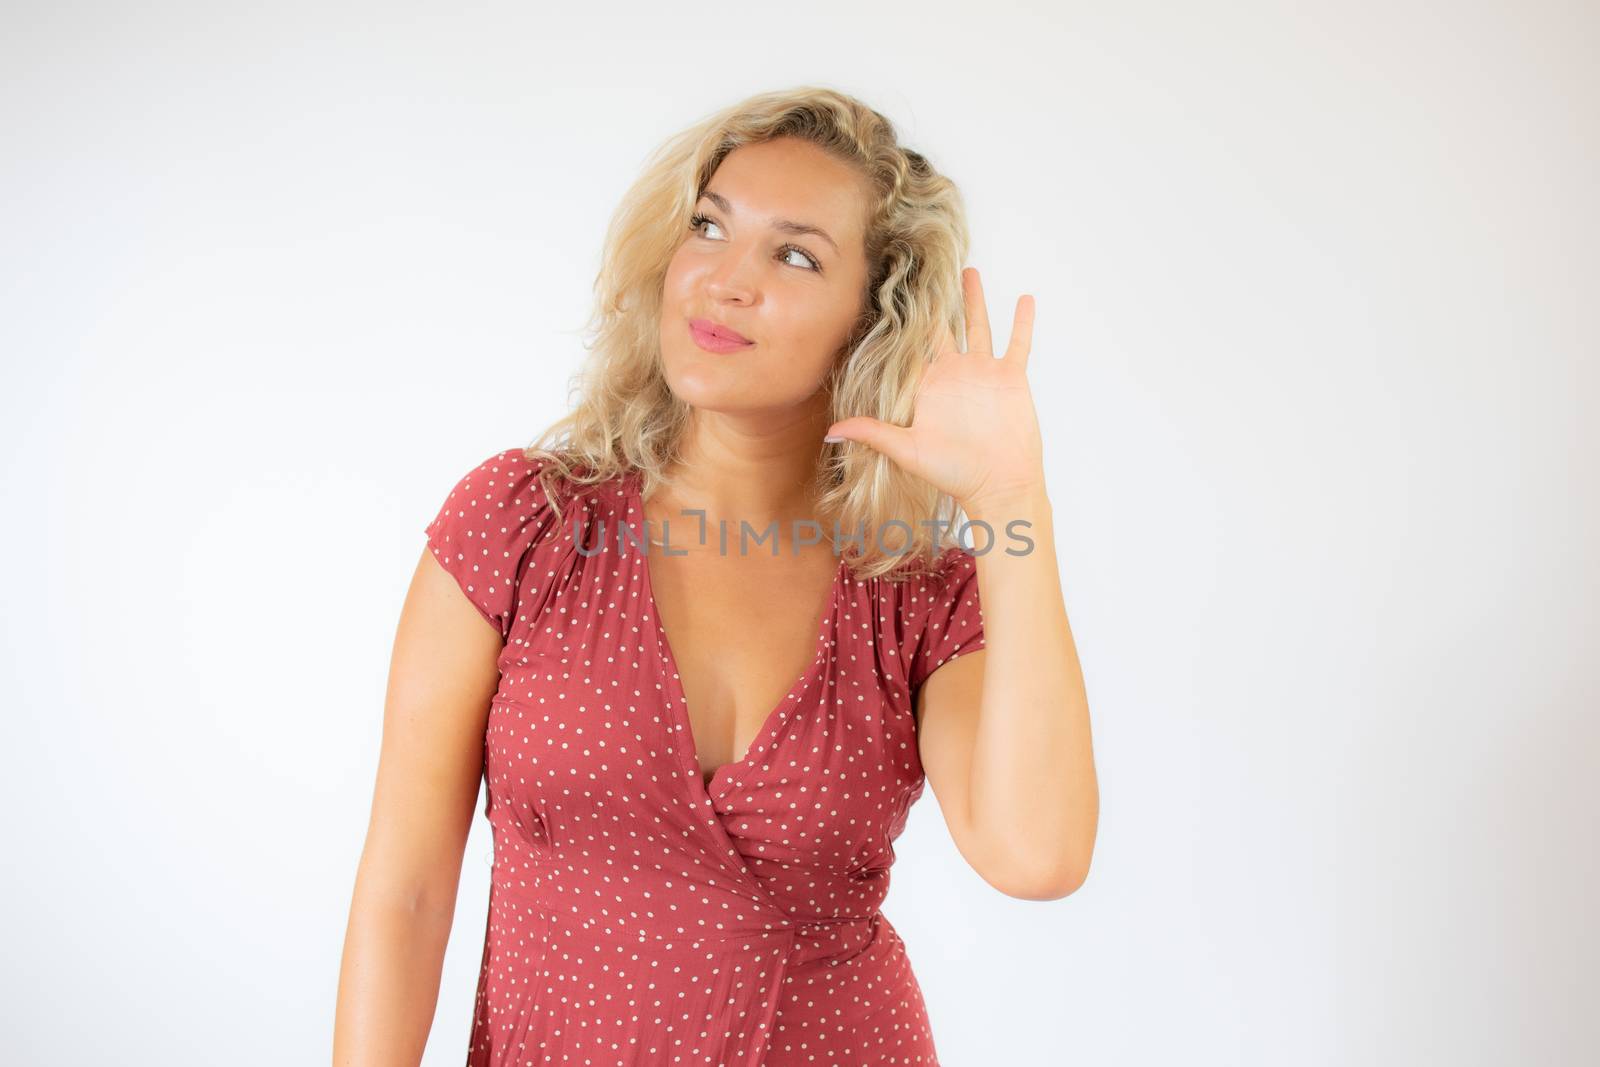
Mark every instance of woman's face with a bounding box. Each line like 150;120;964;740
658;137;872;416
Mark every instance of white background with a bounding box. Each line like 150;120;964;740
3;2;1594;1064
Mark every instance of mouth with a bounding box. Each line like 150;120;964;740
688;317;754;353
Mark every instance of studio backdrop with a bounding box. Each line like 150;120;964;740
2;2;1593;1065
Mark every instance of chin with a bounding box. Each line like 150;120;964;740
660;352;744;405
665;379;758;413
665;364;814;417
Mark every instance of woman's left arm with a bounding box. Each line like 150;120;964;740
825;266;1098;899
919;483;1098;900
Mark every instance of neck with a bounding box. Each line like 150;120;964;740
649;399;834;535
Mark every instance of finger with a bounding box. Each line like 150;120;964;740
824;417;917;470
1005;294;1036;370
963;267;994;357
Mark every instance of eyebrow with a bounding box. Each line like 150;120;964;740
699;189;839;255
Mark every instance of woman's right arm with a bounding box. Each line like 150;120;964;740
332;547;505;1066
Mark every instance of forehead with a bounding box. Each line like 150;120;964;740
704;138;871;248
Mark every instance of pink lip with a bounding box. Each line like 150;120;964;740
689;317;753;353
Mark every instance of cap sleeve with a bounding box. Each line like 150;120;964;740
906;548;987;691
423;447;554;640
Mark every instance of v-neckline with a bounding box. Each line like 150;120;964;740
628;472;847;803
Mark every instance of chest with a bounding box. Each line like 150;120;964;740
643;545;842;777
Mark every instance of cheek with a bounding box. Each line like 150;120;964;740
664;245;711;289
659;261;694;333
660;249;690;301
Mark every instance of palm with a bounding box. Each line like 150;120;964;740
828;267;1046;508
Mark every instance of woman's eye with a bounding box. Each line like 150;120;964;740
688;213;820;273
781;246;820;271
689;214;723;239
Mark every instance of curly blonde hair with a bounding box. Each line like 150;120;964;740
524;85;974;581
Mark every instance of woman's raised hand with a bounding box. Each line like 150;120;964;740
825;267;1046;512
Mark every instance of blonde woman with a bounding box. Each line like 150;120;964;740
334;85;1097;1066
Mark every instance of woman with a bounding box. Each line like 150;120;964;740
334;86;1097;1066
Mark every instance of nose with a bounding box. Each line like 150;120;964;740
704;245;759;305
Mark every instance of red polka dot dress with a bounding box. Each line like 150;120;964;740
424;448;987;1066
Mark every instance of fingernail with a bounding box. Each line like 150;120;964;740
823;435;845;443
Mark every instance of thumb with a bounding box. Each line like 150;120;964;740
825;417;915;468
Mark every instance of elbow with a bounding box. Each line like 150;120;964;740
1002;869;1088;902
986;855;1092;901
966;806;1099;901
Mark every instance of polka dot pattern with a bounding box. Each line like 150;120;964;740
424;448;987;1066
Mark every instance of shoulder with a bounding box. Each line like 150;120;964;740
422;447;570;638
425;447;603;532
431;447;554;509
894;545;986;691
892;545;980;606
